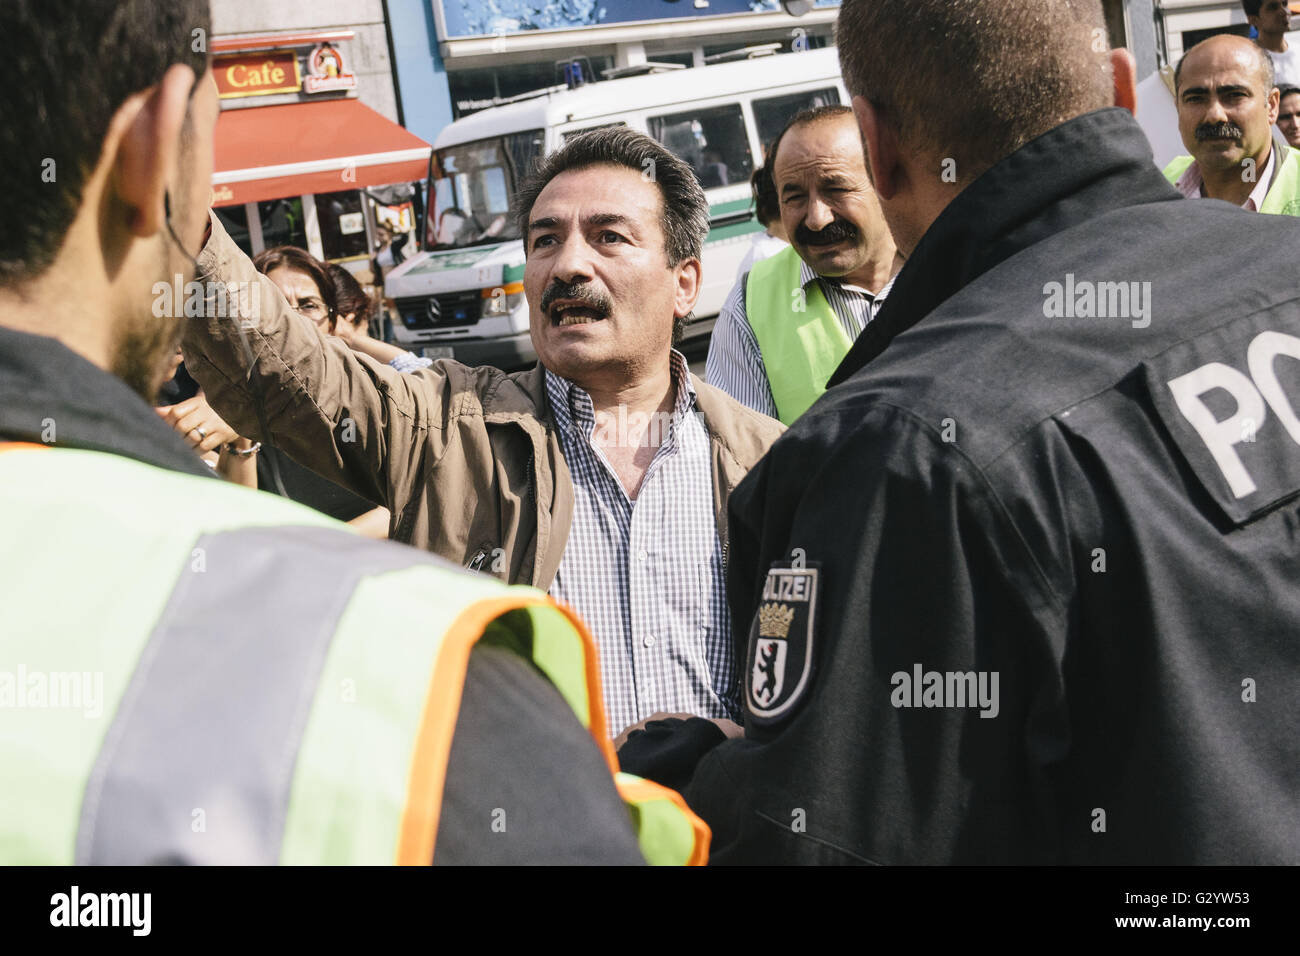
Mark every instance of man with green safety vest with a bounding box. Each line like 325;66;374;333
1164;33;1300;215
707;105;902;425
0;0;706;866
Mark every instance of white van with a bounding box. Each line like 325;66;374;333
384;47;846;368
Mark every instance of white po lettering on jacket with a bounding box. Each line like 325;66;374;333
1167;330;1300;498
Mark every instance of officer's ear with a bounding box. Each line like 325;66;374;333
853;94;900;201
1110;48;1137;116
112;64;197;238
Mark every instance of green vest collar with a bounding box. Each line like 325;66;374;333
745;246;855;425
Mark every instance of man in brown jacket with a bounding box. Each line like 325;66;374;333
183;127;783;736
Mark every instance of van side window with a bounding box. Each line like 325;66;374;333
752;88;842;157
648;104;752;190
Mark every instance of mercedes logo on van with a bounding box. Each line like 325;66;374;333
425;297;442;323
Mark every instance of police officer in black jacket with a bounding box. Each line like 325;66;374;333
679;0;1300;863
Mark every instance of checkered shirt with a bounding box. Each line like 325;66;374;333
545;351;738;735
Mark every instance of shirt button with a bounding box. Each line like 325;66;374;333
637;549;648;561
643;635;656;648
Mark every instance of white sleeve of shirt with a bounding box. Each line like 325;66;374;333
705;274;780;420
388;350;433;373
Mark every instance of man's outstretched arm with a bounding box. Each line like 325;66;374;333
181;212;451;509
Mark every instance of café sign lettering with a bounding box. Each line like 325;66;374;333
215;51;301;98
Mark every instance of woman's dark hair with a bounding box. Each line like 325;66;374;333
327;262;374;324
751;162;780;228
252;245;337;316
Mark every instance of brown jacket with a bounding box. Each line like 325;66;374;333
183;215;785;588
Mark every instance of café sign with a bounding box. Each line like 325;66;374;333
215;51;302;99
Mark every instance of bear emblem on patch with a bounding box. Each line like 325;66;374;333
745;564;819;722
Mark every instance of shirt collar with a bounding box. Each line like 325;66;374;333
1247;146;1277;210
544;349;696;436
799;258;890;299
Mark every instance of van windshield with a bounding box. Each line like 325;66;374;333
424;130;544;250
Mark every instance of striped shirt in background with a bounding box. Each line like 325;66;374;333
545;351;738;736
706;258;895;418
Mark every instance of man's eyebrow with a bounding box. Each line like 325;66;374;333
585;212;634;228
1181;83;1252;98
527;216;559;233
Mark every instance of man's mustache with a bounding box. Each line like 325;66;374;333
1196;122;1244;142
539;278;613;317
795;219;859;246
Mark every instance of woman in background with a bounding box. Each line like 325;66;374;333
251;247;393;537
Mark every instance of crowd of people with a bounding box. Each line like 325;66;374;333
2;0;1298;867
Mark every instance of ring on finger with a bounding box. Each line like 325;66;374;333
196;425;208;440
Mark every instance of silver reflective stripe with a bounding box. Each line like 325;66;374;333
75;526;435;864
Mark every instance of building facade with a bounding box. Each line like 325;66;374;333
1157;0;1287;64
209;0;430;273
203;0;1172;274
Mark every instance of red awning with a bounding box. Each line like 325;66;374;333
211;99;431;207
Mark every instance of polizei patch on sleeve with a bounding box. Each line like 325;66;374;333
745;563;820;724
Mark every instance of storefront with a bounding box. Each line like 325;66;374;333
209;29;431;277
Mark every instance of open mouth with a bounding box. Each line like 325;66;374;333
549;301;609;327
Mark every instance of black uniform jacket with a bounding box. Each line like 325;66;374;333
0;327;643;864
685;108;1300;864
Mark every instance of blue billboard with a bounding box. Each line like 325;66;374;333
437;0;841;40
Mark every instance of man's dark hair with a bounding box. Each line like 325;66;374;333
837;0;1112;182
1281;85;1300;100
0;1;211;284
1174;34;1275;93
513;125;708;342
514;125;708;267
766;104;855;177
253;246;338;317
327;262;374;325
1242;1;1265;18
751;162;780;227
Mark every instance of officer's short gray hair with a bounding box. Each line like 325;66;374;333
836;0;1112;183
